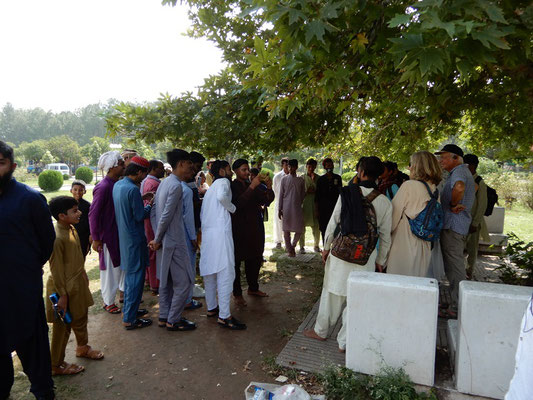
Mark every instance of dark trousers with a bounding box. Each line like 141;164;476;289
122;267;145;324
0;307;54;400
233;256;262;296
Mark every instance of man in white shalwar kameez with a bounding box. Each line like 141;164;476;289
304;157;392;351
199;160;246;330
272;158;289;248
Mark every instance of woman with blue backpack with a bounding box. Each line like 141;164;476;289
386;151;443;277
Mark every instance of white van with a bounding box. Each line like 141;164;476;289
45;163;70;176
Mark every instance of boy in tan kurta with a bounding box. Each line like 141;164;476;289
47;196;103;376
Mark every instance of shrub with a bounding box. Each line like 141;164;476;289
262;161;275;171
525;175;533;211
484;172;523;208
75;166;94;184
497;233;533;286
342;171;356;183
477;157;500;175
38;170;64;192
63;174;70;180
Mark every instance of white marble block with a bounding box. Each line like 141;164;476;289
345;271;439;386
455;281;532;399
484;206;505;234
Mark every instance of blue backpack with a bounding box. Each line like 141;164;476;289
407;181;443;242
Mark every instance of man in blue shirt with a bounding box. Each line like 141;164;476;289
0;141;55;400
435;144;475;318
113;156;154;330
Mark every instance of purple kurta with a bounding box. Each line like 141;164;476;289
279;174;306;233
88;176;120;270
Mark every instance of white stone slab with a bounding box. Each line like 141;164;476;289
345;271;439;386
484;206;505;234
447;319;458;369
455;281;532;399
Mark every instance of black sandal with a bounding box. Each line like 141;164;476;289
124;318;152;330
166;318;197;331
158;318;167;328
206;306;219;318
218;316;246;330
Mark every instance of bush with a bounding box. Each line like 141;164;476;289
63;174;70;180
342;171;356;183
484;172;523;208
262;161;275;171
477;157;500;175
497;233;533;286
525;175;533;211
75;166;94;184
38;170;64;192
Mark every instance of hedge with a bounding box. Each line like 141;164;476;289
75;167;94;184
38;170;64;192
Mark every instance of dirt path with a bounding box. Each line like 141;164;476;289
11;249;323;400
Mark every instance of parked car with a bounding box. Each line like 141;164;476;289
27;165;43;175
45;163;70;176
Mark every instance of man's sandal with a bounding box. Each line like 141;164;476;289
52;362;85;376
218;316;247;330
158;318;167;328
185;299;203;310
247;290;269;297
166;317;197;331
76;345;104;360
206;307;219;318
124;318;152;330
103;304;121;314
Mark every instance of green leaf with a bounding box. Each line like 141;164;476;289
320;2;341;20
418;48;445;76
388;13;411;27
472;26;510;49
478;0;507;24
305;20;326;44
288;8;307;25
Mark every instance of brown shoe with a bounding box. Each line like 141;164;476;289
233;295;247;306
247;289;269;297
52;362;85;376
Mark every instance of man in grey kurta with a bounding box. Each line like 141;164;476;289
279;159;306;257
149;149;196;332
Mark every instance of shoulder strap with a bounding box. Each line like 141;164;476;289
365;189;381;203
387;186;394;199
418;180;433;197
475;176;482;184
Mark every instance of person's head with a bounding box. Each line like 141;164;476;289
0;141;16;193
232;159;250;182
288;159;298;175
124;156;149;184
206;160;215;171
49;196;81;225
98;151;125;179
148;159;165;179
322;158;334;174
306;158;317;174
167;149;193;180
121;149;138;166
357;156;383;181
198;171;206;184
380;161;397;180
435;144;464;172
220;160;232;179
409;151;442;185
70;180;87;201
463;154;479;175
210;160;226;180
281;157;289;174
189;151;206;175
250;168;260;180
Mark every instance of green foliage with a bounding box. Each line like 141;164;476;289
47;135;82;165
105;0;532;160
260;167;273;179
484;172;523;208
81;137;111;166
41;150;56;165
497;233;533;286
38;170;64;192
477;157;500;175
525;175;533;211
62;174;70;180
342;171;356;183
75;167;94;185
321;366;437;400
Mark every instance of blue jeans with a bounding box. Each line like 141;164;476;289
122;267;146;324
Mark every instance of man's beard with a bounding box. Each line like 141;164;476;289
0;170;13;192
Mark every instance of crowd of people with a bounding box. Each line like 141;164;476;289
0;139;492;399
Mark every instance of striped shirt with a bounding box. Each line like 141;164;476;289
441;164;475;235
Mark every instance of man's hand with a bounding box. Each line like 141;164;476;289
142;192;154;202
148;240;161;251
322;250;330;264
375;263;384;273
92;240;103;253
469;225;478;233
191;240;198;251
264;176;272;189
278;210;283;220
57;295;68;314
249;175;262;190
450;204;466;214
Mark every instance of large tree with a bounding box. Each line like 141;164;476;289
105;0;532;160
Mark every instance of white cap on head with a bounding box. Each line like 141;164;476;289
98;151;123;174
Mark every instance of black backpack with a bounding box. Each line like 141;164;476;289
475;176;498;216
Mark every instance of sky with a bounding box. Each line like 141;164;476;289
0;0;225;112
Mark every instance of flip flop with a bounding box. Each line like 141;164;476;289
218;316;246;330
52;362;85;376
76;345;104;360
158;318;167;328
206;307;219;317
103;304;121;314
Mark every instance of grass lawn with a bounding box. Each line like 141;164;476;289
504;205;533;243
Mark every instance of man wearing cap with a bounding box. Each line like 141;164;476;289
435;144;475;318
89;151;126;315
230;159;275;306
113;156;154;330
273;158;290;249
464;154;490;279
121;149;138;167
279;159;306;257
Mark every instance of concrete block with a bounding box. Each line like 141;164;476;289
455;281;531;399
484;207;505;234
479;233;508;254
447;319;458;370
346;271;439;386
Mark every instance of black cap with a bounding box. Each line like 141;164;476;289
463;154;479;166
435;144;464;158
